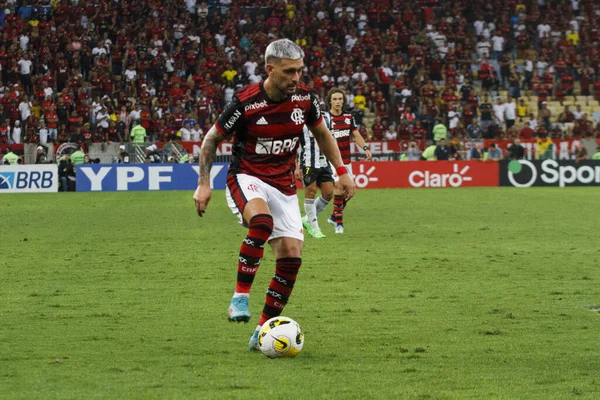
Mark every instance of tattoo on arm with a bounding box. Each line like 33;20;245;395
198;128;224;185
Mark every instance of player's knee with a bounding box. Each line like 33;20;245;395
304;186;317;198
278;243;302;259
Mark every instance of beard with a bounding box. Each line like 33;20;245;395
274;80;298;98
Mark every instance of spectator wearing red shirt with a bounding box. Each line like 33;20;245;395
376;61;393;100
519;121;536;140
169;82;185;104
68;110;82;133
106;121;122;143
140;105;152;131
170;106;185;130
400;106;416;128
411;119;427;141
371;116;385;140
560;73;574;96
479;58;495;93
195;95;211;128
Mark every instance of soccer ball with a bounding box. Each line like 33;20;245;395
258;316;304;358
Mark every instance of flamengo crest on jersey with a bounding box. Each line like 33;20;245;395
215;82;323;195
291;109;304;125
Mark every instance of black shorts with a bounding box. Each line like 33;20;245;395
302;165;334;187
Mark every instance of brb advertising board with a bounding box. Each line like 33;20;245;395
0;164;58;193
76;163;229;192
351;161;499;189
500;160;600;187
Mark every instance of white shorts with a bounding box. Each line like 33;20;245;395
330;163;354;182
225;174;304;242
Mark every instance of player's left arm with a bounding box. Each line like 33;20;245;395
352;129;372;160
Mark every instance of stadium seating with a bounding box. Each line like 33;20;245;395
0;0;598;161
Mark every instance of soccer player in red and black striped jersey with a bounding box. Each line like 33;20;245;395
193;39;355;351
323;88;372;234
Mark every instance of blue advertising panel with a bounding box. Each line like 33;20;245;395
76;163;229;192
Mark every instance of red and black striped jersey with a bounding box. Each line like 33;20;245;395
215;82;322;195
324;111;357;165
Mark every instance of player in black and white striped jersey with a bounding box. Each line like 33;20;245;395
295;125;334;238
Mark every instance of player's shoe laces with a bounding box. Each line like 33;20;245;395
302;216;313;236
228;296;251;323
311;228;326;238
248;327;260;351
335;224;344;234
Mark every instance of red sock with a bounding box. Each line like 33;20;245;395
258;258;302;326
235;214;273;294
331;195;345;226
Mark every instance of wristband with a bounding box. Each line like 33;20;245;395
336;166;348;177
362;145;369;151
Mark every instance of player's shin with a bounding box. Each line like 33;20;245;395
304;198;319;231
235;214;273;295
315;195;330;215
258;257;302;326
330;194;345;226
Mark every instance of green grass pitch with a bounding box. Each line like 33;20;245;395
1;188;600;399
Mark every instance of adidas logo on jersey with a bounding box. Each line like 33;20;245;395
256;117;268;125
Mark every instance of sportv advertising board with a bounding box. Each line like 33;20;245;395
500;160;600;187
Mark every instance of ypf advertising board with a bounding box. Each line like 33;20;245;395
0;165;58;193
76;163;229;192
500;160;600;187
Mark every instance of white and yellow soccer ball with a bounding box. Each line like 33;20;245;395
258;316;304;358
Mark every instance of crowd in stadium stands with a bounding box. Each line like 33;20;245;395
0;0;600;165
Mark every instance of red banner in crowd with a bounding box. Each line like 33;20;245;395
0;144;24;153
351;161;499;189
350;140;405;153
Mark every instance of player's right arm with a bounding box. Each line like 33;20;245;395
194;126;227;215
194;95;242;217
